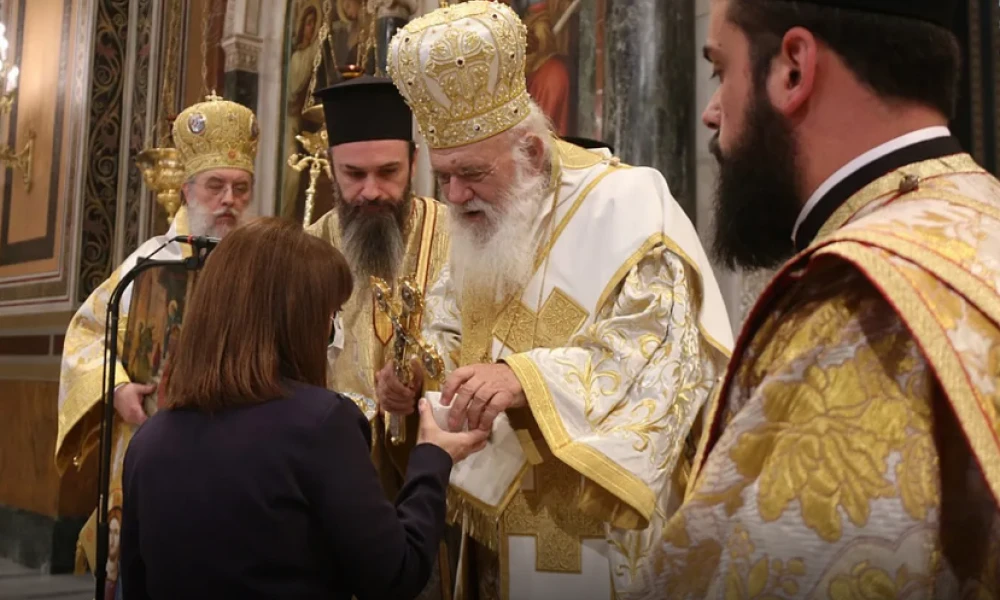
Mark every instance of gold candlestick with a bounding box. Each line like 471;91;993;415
288;129;330;227
136;147;185;223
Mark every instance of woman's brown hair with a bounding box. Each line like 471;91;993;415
166;217;353;411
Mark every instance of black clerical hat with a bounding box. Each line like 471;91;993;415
562;136;615;155
772;0;956;29
314;76;413;146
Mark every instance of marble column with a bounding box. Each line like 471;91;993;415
951;0;999;175
412;0;444;199
603;0;697;221
375;16;409;74
221;35;262;109
573;0;600;140
221;0;263;110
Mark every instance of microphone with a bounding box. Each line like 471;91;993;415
169;235;222;249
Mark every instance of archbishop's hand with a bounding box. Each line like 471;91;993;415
442;363;526;432
416;398;488;463
114;382;155;426
375;359;423;416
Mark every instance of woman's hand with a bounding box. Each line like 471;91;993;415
416;398;488;463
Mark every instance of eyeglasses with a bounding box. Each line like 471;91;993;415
196;179;252;200
434;165;497;188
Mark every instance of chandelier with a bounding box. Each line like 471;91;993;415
0;21;32;193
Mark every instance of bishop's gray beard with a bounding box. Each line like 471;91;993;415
335;182;411;284
446;156;549;302
187;200;253;238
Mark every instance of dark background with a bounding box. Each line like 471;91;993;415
949;0;998;175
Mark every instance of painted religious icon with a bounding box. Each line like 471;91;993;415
516;0;578;135
122;265;198;415
277;0;419;222
92;266;196;600
451;0;584;137
278;0;324;221
330;0;363;67
103;505;123;600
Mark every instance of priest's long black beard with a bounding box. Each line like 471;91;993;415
335;182;411;284
711;86;803;271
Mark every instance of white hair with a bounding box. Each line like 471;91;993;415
503;100;553;170
447;101;555;300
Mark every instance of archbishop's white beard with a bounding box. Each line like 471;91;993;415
186;200;254;238
448;165;549;301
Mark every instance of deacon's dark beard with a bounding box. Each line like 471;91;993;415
334;182;412;283
710;87;803;271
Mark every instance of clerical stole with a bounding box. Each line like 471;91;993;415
56;207;193;595
423;141;733;599
659;154;1000;597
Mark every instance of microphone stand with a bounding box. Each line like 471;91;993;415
94;243;213;598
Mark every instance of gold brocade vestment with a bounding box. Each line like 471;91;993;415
55;207;194;584
306;195;450;492
658;153;1000;597
422;141;733;600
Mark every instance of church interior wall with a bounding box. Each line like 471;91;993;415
182;0;227;112
253;0;287;217
0;0;210;572
0;0;89;315
0;0;97;572
951;0;1000;175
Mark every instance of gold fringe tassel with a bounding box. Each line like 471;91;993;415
446;486;502;551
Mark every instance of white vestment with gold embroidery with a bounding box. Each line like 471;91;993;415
423;143;734;599
55;207;192;577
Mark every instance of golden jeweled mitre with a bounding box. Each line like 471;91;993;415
386;1;530;149
172;93;259;180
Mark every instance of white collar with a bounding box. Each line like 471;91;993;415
791;126;952;242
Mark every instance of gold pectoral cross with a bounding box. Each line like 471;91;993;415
372;276;445;445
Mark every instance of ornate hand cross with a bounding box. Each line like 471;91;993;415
372;276;445;445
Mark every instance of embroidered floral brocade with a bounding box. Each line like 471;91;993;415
425;245;726;599
659;265;999;598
